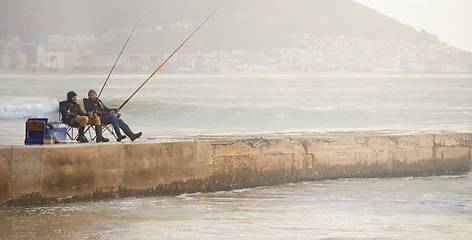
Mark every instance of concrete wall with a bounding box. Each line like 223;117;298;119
1;132;471;206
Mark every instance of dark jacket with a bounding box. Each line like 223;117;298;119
59;100;86;123
84;98;117;117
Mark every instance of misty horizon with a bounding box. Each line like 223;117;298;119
1;0;471;73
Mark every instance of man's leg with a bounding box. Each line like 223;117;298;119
119;119;142;141
89;117;109;142
87;116;101;125
72;116;88;143
102;114;126;141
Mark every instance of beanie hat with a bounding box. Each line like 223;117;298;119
67;91;77;101
88;89;97;96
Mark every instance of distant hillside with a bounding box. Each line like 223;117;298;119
1;0;439;54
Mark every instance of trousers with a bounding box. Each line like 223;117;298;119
101;114;129;129
71;116;101;127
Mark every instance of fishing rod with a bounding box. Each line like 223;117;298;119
118;5;220;110
98;22;139;99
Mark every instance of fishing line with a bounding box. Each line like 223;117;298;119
98;22;138;99
119;5;220;110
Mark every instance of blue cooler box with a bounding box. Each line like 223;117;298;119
45;122;67;143
25;118;67;144
25;118;48;145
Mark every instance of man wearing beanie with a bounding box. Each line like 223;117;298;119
84;89;142;141
59;91;109;143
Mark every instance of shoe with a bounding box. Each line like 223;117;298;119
117;135;126;142
113;124;126;142
96;136;110;142
77;135;88;143
95;125;110;143
130;132;142;141
122;126;142;141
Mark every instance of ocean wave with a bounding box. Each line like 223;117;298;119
0;96;59;119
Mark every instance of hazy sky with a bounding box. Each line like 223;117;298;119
354;0;472;52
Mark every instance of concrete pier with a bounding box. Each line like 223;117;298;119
1;131;471;206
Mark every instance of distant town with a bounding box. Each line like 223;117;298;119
3;0;472;74
1;26;472;74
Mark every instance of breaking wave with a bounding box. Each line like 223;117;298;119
0;96;59;119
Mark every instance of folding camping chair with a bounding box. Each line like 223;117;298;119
82;98;117;141
87;124;117;141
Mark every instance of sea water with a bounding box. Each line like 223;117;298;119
0;73;471;239
1;175;471;239
0;73;471;144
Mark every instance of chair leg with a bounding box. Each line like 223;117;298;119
85;125;95;141
101;123;118;141
68;124;119;142
104;124;118;140
66;126;77;140
66;126;72;140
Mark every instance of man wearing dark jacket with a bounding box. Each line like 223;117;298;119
60;91;109;143
84;89;142;141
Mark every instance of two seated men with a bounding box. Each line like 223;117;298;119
60;90;142;143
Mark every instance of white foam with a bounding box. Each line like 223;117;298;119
0;96;59;119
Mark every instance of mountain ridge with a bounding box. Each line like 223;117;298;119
1;0;439;54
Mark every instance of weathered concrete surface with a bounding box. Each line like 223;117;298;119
0;146;12;204
1;131;471;206
42;144;99;198
12;145;43;198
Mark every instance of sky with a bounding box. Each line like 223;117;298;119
354;0;472;52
